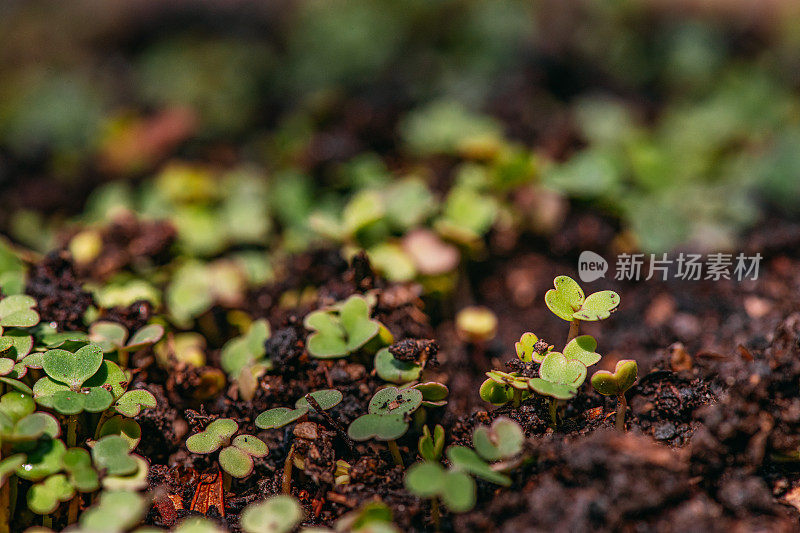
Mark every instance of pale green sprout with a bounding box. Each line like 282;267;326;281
544;275;619;343
186;418;268;479
79;490;148;533
219;318;271;377
404;461;476;520
591;359;639;431
240;494;305;533
472;417;524;462
256;389;343;430
304;295;390;359
418;424;445;462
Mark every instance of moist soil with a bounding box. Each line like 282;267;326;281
15;208;800;532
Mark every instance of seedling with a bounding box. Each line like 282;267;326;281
514;332;552;363
545;275;619;343
78;489;148;533
374;347;422;384
0;392;60;443
186;418;268;484
348;386;423;466
89;321;164;367
304;294;390;359
27;473;74;514
404;461;475;529
418;424;445;462
92;435;139;476
240;494;304;533
528;351;587;427
472;417;524;462
482;370;530;408
455;306;497;344
219;318;270;377
255;389;343;429
591;359;638;431
0;294;40;327
446;446;511;486
113;389;157;418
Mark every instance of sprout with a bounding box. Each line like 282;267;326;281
91;435;139;476
404;461;476;525
481;371;530;408
528;351;588;427
186;418;268;480
220;318;270;377
455;306;497;344
63;447;99;492
27;473;75;514
411;382;449;407
472;417;524;462
446;446;511;486
0;392;60;443
591;359;639;431
304;295;387;358
79;490;148;533
418;424;445;462
514;332;552;363
15;439;66;481
256;389;343;429
0;294;40;327
348;387;423;466
545;275;619;343
113;389;157;418
89;321;164;367
240;495;304;533
97;415;142;450
374;347;422;384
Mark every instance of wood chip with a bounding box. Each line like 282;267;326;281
190;471;225;517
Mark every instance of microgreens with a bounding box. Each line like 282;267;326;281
186;418;268;479
240;494;305;533
0;294;40;327
304;295;389;358
404;461;476;517
255;389;343;429
89;321;164;367
220;318;271;377
472;417;524;462
418;424;445;462
545;275;619;343
591;359;638;431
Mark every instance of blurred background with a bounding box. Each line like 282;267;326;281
1;0;800;312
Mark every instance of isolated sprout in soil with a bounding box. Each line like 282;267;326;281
472;417;524;462
418;424;445;462
545;275;619;343
348;386;423;466
591;359;638;431
304;294;391;358
404;461;476;528
255;389;343;429
528;351;588;427
240;494;304;533
186;418;268;485
219;318;271;393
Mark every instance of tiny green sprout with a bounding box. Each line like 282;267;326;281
63;447;99;492
97;415;142;449
591;359;639;432
528;351;588;427
240;494;305;533
335;500;399;533
0;294;40;327
79;490;148;533
15;438;66;481
446;446;511;486
404;460;476;523
545;275;619;343
472;417;524;462
479;378;513;406
515;332;552;363
41;343;104;391
482;371;530;408
186;418;268;480
92;435;139;476
374;347;421;384
418;424;445;462
89;321;164;367
114;389;157;417
220;318;270;376
348;386;423;466
256;389;343;429
27;473;74;514
455;306;497;344
304;295;387;358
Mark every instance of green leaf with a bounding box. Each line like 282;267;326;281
115;389;157;417
412;382;449;406
544;276;585;321
573;290;620;321
563;335;601;367
0;376;32;395
514;332;538;363
304;296;380;359
347;413;408;441
92;435;138;476
0;391;35;423
304;311;347;358
404;461;446;497
441;470;476;513
485;370;529;390
0;295;39;327
374;348;422;384
591;359;638;396
418;424;445;462
42;344;104;389
90;321;129;352
479;378;512;406
527;378;578;400
0;329;33;360
84;360;128;401
368;386;423;416
220;319;270;375
27;473;75;514
472;417;524;461
173;517;227;533
16;438;66;481
538;352;587;386
32;376;70;408
98;415;142;450
255;407;306;430
52;390;86;415
0;454;25;484
340;295;380;352
13;412;61;441
446;446;510;486
102;455;149;491
80;490;148;533
219;445;255;478
63;447;100;492
294;389;343;411
126;324;165;349
186;418;238;454
240;495;305;533
232;434;268;457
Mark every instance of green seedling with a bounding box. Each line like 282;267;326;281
348;386;423;466
89;321;164;367
102;455;149;491
514;332;552;363
335;500;400;533
404;460;476;529
219;318;271;377
418;424;445;462
411;382;449;407
97;415;142;449
78;489;148;533
256;389;343;429
455;306;497;344
545;275;619;343
446;446;511;486
472;417;524;462
374;347;422;384
240;494;305;533
0;294;40;327
591;359;639;431
434;185;498;245
528;351;587;427
304;295;389;358
63;447;100;493
482;370;530;408
27;473;74;514
173;516;227;533
0;392;60;443
113;389;157;418
186;418;268;483
15;439;67;482
92;435;139;477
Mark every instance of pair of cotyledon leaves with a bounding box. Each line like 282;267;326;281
545;275;619;322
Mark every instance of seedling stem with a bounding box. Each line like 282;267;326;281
282;443;295;494
548;399;559;429
567;319;580;345
67;415;78;447
616;393;628;432
387;440;404;467
512;388;522;408
222;471;232;492
431;496;441;532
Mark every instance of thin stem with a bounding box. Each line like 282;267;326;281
93;409;113;440
282;444;295;494
67;416;78;447
303;394;354;453
387;440;404;467
67;494;80;525
512;388;522;408
118;348;130;369
0;477;9;533
566;319;580;345
431;496;441;532
222;471;232;493
42;516;52;529
616;393;628;432
548;399;559;429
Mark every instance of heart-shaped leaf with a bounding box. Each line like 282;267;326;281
405;460;445;497
0;295;39;327
527;378;578;400
544;276;585;321
92;435;139;476
27;473;75;514
98;415;142;450
485;370;528;390
255;407;306;429
538;352;587;386
374;347;422;384
219;445;255;478
446;446;511;486
573;290;620;321
368;386;423;416
339;295;380;351
115;389;157;417
90;322;129;352
479;378;512;406
220;319;269;376
514;332;538;362
84;360;128;401
304;296;380;359
232;434;268;457
348;413;408;441
12;412;60;441
0;329;33;360
440;470;476;512
563;335;601;367
63;447;100;492
16;438;66;481
295;389;343;411
472;417;524;461
42;344;104;389
591;359;638;396
304;311;348;358
186;418;238;454
240;495;304;533
126;324;165;350
52;387;113;415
